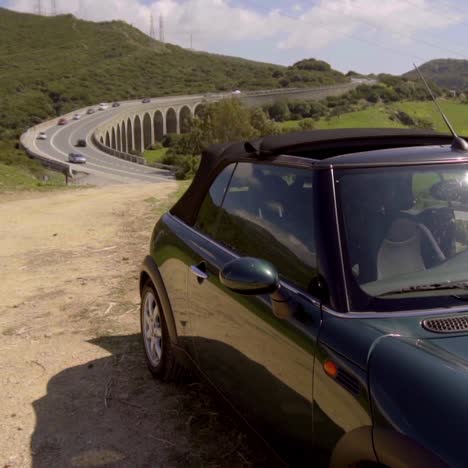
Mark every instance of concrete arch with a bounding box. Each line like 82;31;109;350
166;108;177;134
153;110;164;142
143;112;153;149
179;105;192;133
105;131;110;147
100;136;104;144
134;115;143;153
116;123;122;151
111;127;116;149
126;118;133;151
121;120;127;152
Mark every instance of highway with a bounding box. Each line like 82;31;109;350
25;83;368;185
31;100;174;185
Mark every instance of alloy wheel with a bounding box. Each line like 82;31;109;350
142;291;163;366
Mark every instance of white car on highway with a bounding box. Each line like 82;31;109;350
98;103;109;111
73;113;81;120
37;132;47;140
68;152;87;164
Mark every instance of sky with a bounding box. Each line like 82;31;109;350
2;0;468;74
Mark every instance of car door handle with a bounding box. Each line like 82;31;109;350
190;264;208;280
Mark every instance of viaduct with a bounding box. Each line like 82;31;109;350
93;83;363;161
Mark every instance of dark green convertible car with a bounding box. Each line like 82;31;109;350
140;128;468;467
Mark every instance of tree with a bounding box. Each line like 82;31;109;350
197;98;259;144
249;108;279;136
267;101;290;121
291;58;332;72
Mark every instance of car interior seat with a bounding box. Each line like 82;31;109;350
376;178;446;280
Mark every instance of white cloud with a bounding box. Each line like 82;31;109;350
5;0;465;54
278;0;464;50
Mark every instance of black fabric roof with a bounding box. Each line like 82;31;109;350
253;128;451;157
170;128;454;223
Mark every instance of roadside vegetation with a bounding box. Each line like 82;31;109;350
143;146;168;164
158;77;468;179
147;99;280;179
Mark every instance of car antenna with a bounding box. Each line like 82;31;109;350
413;63;468;151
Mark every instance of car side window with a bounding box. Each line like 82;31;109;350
195;164;236;237
215;162;317;291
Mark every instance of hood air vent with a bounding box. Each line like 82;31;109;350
422;316;468;333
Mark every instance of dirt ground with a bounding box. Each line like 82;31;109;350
0;183;278;468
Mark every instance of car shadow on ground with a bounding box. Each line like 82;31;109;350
31;334;279;467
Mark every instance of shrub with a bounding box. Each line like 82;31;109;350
298;119;315;130
394;111;416;126
267;101;290;121
173;154;200;180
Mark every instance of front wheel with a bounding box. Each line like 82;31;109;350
140;282;186;381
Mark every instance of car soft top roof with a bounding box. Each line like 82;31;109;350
170;128;453;223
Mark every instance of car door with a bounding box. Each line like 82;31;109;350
186;161;321;462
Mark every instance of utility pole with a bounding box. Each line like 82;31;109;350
36;0;42;15
149;14;156;39
190;33;193;49
50;0;57;15
78;0;85;19
159;14;165;43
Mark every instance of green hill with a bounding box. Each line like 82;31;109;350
403;59;468;90
0;7;347;141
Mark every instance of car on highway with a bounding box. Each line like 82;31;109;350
98;103;109;111
68;152;86;164
87;108;95;115
112;102;121;108
73;113;81;120
57;117;68;125
231;89;241;95
37;131;47;140
142;98;151;103
75;139;87;147
140;128;468;467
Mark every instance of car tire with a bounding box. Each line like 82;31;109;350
140;281;186;382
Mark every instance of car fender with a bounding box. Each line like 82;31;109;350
372;426;447;468
140;255;178;345
368;335;453;468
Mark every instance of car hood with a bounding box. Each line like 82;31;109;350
421;333;468;366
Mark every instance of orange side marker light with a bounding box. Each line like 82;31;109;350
324;360;338;378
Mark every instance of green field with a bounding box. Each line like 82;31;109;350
280;106;404;131
394;101;468;134
144;147;168;164
280;101;468;134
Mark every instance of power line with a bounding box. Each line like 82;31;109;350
35;0;42;15
50;0;57;16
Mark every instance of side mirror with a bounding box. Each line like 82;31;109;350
219;257;279;295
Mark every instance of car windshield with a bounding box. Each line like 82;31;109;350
337;163;468;304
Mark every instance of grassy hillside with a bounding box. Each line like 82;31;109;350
0;7;347;141
403;59;468;90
